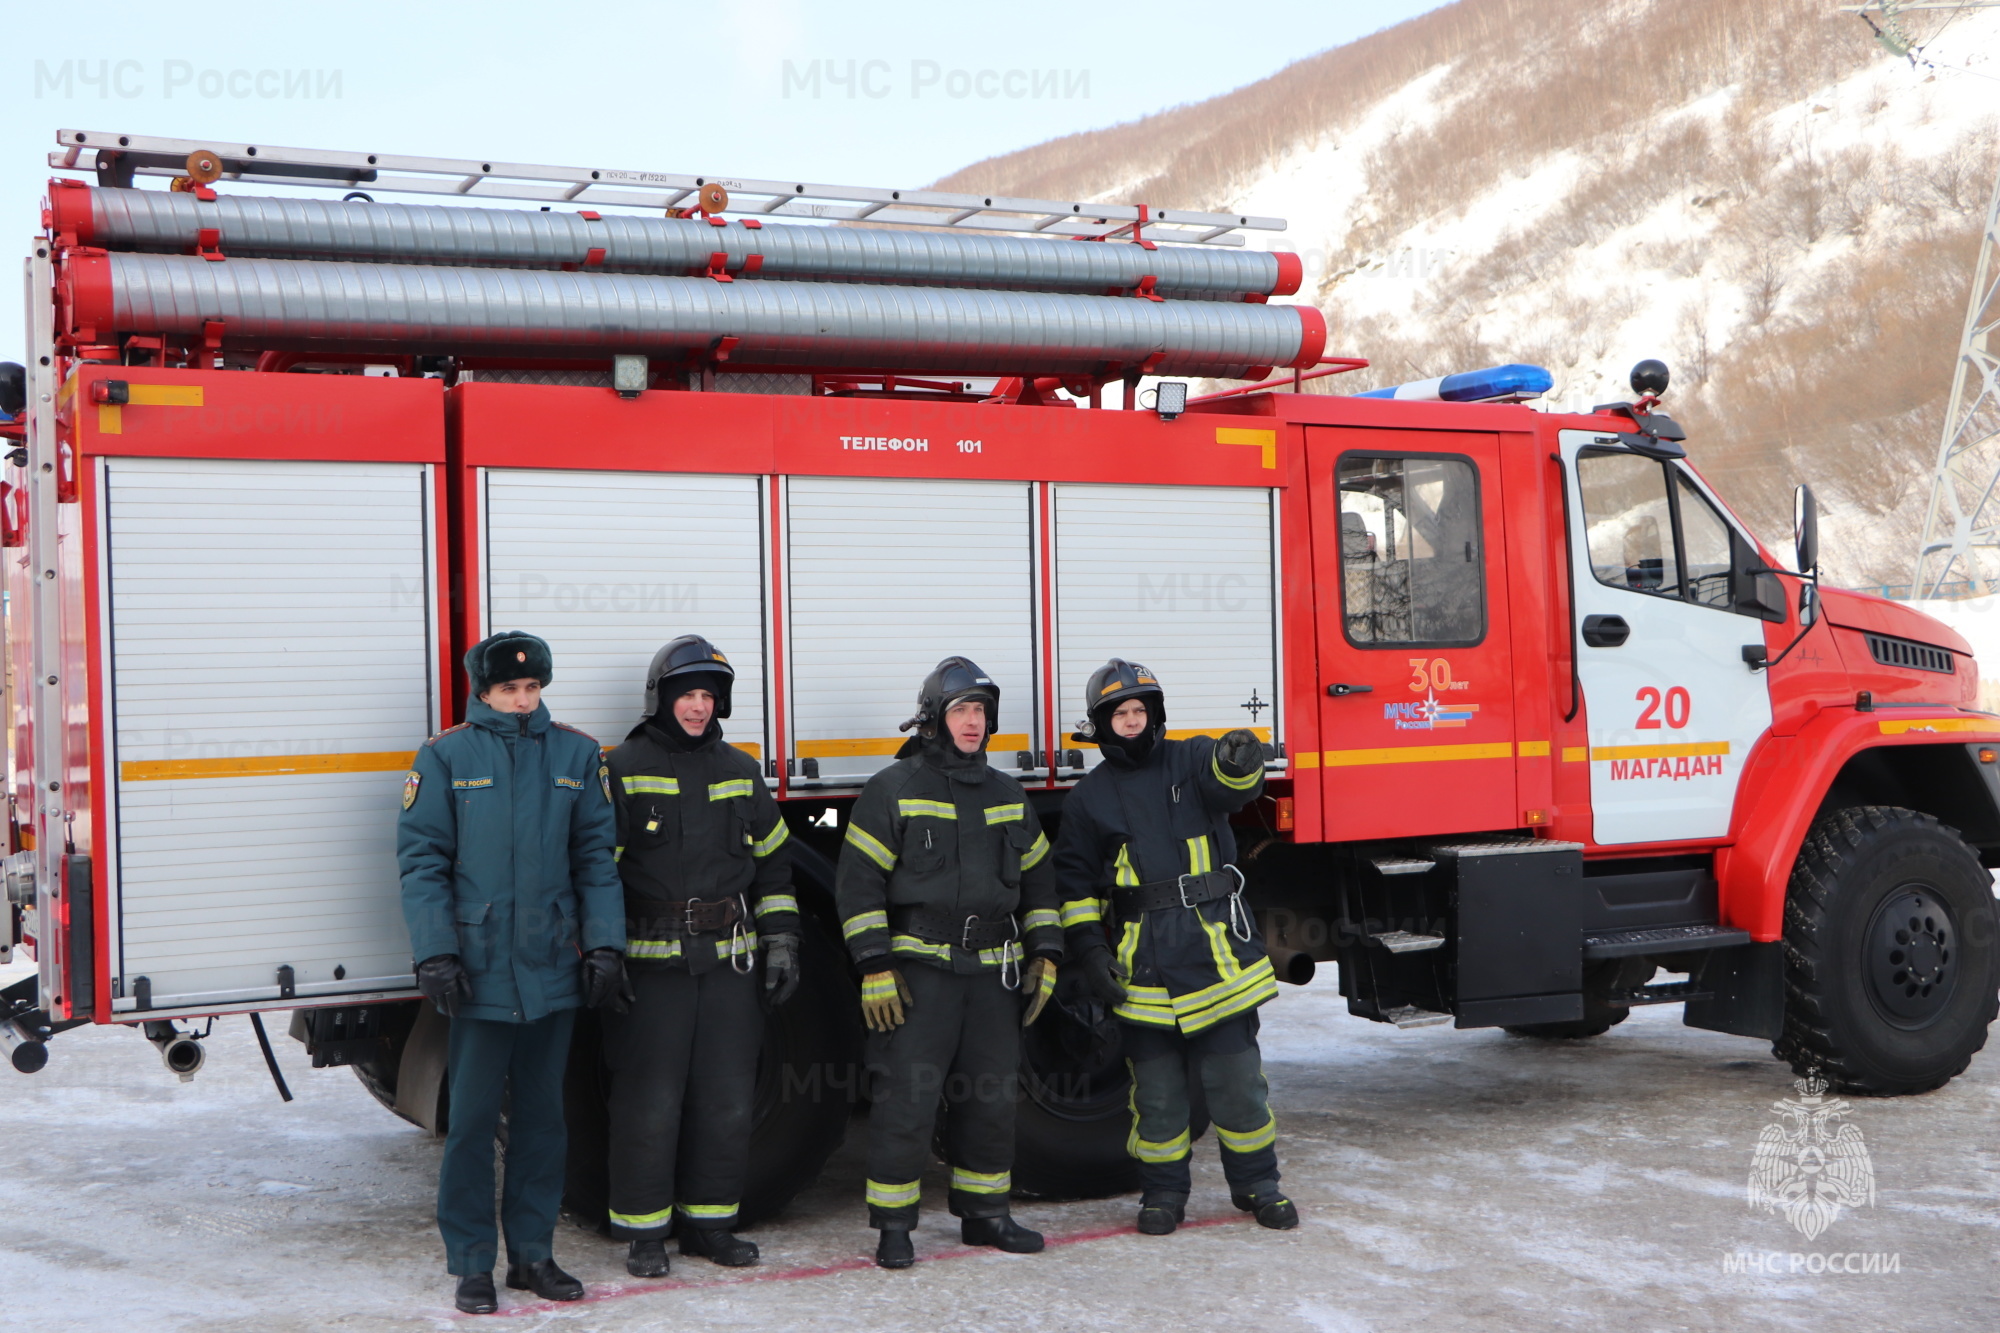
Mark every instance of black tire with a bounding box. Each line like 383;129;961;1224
1775;805;1999;1096
342;999;430;1125
560;841;862;1228
1504;959;1652;1040
1008;974;1209;1200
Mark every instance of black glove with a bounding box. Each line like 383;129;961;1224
415;953;471;1018
762;934;802;1007
1079;947;1128;1007
583;947;635;1013
1215;727;1265;778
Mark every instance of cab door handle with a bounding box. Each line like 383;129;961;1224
1581;614;1630;647
1325;683;1375;697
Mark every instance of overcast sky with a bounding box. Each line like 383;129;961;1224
1;0;1453;366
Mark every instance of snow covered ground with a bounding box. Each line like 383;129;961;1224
3;955;1994;1332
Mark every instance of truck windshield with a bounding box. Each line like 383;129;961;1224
1336;453;1485;646
1577;449;1739;611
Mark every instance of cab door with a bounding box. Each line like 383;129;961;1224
1559;430;1775;845
1307;429;1517;838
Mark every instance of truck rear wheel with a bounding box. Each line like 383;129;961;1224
1776;806;1999;1096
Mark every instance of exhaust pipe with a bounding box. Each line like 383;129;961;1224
0;1019;48;1074
143;1020;206;1082
1266;945;1317;987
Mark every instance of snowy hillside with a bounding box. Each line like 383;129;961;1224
938;0;2000;588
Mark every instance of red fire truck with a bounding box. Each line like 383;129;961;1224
5;131;1996;1222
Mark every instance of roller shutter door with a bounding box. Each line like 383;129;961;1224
103;458;437;1010
483;470;768;756
786;477;1035;783
1053;484;1279;769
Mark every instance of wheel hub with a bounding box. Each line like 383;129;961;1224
1865;885;1958;1028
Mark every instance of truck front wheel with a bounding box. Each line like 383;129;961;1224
1776;806;1999;1096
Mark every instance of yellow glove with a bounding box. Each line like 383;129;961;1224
1022;958;1057;1027
861;968;912;1032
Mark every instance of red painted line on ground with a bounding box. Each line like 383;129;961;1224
455;1213;1248;1319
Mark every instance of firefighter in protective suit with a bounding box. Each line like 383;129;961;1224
836;657;1062;1269
1053;659;1299;1235
601;635;801;1277
397;631;628;1314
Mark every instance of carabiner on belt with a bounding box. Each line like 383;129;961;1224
1223;864;1253;942
999;917;1022;991
729;894;755;974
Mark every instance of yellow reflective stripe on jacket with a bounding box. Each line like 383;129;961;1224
950;1167;1012;1194
622;775;679;796
891;934;953;963
1021;831;1051;870
751;820;791;858
1060;898;1104;927
843;909;888;939
1173;957;1279;1033
1023;907;1061;932
608;1204;674;1228
755;894;800;919
1212;748;1261;791
984;803;1024;824
860;971;901;1002
709;779;756;801
1113;986;1179;1028
1186;836;1214;874
974;940;1025;969
898;798;957;820
678;1202;739;1220
865;1179;922;1208
717;933;756;960
1214;1114;1277;1154
628;938;684;960
1114;845;1141;887
614;844;624;863
845;823;897;870
1203;917;1243;984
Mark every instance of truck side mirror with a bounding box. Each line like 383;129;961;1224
1793;484;1819;575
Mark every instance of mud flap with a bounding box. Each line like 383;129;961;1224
395;999;450;1133
1447;841;1586;1029
1682;942;1784;1040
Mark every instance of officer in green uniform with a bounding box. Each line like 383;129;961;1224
1053;659;1298;1236
398;631;629;1315
601;635;801;1278
836;657;1061;1269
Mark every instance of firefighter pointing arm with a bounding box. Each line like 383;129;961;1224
600;636;799;1279
1053;659;1298;1237
396;632;628;1315
835;657;1061;1269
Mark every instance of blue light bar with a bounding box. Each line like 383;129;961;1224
1355;363;1553;403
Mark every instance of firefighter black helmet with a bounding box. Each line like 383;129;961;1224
901;656;999;740
644;634;735;718
1076;658;1165;740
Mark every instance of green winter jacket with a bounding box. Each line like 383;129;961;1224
397;700;625;1023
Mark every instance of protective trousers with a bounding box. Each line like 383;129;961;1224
438;1009;577;1275
1125;1014;1279;1202
600;963;763;1238
864;965;1019;1229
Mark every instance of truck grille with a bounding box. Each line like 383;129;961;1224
1864;632;1956;674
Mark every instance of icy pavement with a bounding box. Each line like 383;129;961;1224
3;960;1995;1332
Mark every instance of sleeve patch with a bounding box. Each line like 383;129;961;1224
402;770;421;809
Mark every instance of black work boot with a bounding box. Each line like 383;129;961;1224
505;1257;585;1301
454;1272;498;1315
680;1226;760;1267
875;1226;916;1269
961;1214;1044;1253
1231;1189;1300;1230
1137;1194;1187;1235
626;1238;670;1278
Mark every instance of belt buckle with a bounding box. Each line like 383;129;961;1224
683;897;707;933
961;914;981;949
1176;873;1199;908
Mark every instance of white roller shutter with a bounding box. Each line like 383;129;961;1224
483;470;768;757
1054;484;1280;769
786;477;1035;783
102;458;437;1010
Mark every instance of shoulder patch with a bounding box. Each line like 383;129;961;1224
402;770;422;809
599;764;612;804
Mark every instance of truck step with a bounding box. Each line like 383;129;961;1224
1383;1004;1453;1029
1582;924;1751;960
1424;837;1585;858
1607;981;1714;1007
1370;856;1437;876
1370;930;1446;953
